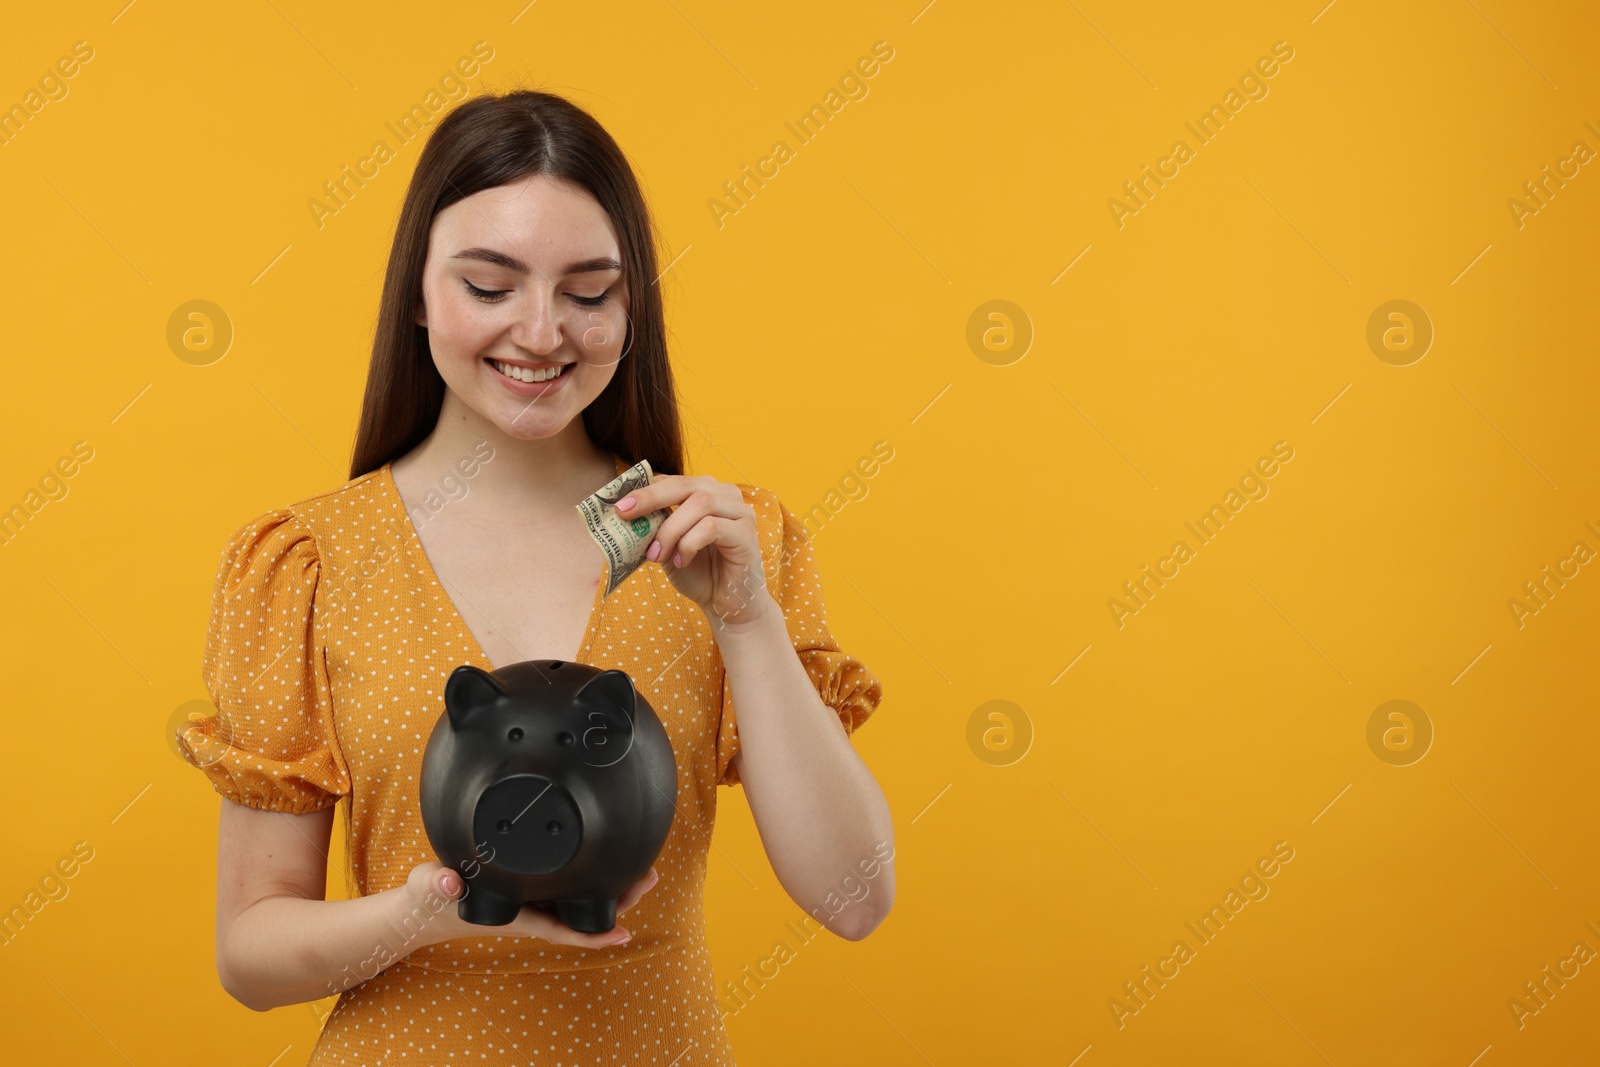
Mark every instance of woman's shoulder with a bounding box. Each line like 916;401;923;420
721;482;818;582
281;464;395;522
213;465;397;576
726;480;785;531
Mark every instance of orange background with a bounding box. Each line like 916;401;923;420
2;1;1597;1063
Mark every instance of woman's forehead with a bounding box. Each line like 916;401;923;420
439;176;613;241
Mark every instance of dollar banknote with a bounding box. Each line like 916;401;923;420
577;459;671;596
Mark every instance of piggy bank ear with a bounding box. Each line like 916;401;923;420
445;665;507;729
573;669;637;765
575;669;636;722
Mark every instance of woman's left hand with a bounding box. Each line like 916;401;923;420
614;475;774;629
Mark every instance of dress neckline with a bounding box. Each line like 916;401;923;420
376;454;630;672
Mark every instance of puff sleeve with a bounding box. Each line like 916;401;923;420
178;508;351;814
714;487;883;787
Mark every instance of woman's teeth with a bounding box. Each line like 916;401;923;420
491;359;566;383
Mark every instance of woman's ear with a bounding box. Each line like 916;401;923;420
415;299;428;327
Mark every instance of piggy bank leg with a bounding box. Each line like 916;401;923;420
457;885;522;927
556;896;618;934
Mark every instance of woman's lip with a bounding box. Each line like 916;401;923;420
491;356;568;371
485;357;572;395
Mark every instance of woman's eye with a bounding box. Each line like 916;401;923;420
463;280;509;302
462;281;609;307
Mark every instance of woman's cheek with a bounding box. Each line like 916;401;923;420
577;304;630;364
440;300;495;355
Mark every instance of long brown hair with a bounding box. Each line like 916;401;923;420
348;89;686;480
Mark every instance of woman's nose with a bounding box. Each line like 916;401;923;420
508;294;564;354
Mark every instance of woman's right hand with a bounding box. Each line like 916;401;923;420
403;861;659;949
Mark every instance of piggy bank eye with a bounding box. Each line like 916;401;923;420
507;727;523;742
558;731;575;746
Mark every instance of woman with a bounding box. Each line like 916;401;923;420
179;89;893;1064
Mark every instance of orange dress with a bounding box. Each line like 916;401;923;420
179;454;882;1065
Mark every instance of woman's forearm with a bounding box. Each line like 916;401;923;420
713;605;896;939
220;884;449;1012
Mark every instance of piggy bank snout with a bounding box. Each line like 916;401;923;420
471;774;583;876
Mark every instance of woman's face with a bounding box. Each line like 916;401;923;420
414;174;631;439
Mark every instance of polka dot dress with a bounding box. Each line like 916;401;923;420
179;454;883;1064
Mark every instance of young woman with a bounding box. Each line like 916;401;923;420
179;89;893;1064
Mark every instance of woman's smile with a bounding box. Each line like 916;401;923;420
485;355;576;396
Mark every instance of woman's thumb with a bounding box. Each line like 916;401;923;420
409;860;464;902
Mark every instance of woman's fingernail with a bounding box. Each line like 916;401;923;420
616;496;634;511
647;540;661;561
614;931;632;944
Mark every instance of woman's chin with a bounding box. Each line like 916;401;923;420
480;390;586;439
490;411;570;440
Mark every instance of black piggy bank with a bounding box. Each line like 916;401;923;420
419;660;677;933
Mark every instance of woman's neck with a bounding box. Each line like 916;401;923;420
392;390;618;522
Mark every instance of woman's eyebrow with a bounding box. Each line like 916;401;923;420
449;247;622;276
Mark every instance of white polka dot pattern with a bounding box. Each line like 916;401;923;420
178;454;883;1063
